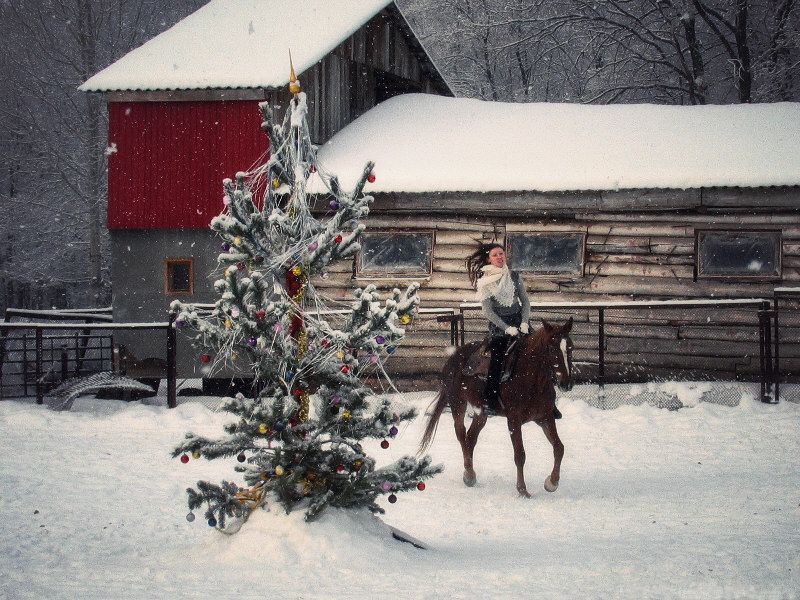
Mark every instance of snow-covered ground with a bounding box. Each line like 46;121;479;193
1;383;798;600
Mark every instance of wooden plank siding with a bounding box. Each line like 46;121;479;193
309;186;800;385
270;8;450;145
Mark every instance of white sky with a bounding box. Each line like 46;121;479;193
313;94;800;193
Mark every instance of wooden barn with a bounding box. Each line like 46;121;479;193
80;0;800;390
307;95;800;386
78;0;452;381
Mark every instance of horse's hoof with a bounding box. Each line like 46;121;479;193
463;473;477;487
544;476;559;493
517;488;532;498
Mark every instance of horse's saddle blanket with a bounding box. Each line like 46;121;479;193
462;340;516;382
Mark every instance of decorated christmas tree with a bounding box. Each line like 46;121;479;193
170;67;441;531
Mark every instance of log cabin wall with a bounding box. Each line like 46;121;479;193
312;186;800;387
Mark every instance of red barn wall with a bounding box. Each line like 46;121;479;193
107;100;268;229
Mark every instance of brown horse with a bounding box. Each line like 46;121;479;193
420;318;574;497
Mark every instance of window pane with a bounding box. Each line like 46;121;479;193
698;231;781;278
165;259;193;294
509;233;585;276
358;232;433;276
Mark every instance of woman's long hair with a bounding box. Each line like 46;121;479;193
466;242;504;288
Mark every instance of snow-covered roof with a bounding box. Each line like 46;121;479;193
80;0;394;92
312;94;800;193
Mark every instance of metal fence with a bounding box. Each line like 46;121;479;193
1;317;175;406
2;298;794;407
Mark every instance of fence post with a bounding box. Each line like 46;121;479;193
35;327;43;404
597;307;605;407
167;316;177;409
60;345;68;382
758;306;778;404
773;295;780;404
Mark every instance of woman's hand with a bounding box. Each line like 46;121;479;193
519;323;530;334
504;326;519;336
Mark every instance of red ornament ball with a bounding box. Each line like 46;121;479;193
417;482;426;491
388;494;397;503
341;366;350;373
368;173;376;183
336;465;345;473
180;454;189;463
201;354;211;363
335;235;343;244
256;310;266;320
381;440;390;449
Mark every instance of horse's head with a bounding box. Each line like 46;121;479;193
540;317;574;391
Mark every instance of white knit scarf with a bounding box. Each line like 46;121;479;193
475;264;515;306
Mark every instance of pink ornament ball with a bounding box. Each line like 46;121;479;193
381;481;392;491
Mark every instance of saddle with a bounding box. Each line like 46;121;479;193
462;339;520;382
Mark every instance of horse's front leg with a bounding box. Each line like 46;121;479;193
507;419;530;497
461;410;487;487
540;416;564;492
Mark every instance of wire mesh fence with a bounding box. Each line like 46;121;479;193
3;297;796;408
774;288;800;404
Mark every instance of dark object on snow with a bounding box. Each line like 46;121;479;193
44;373;156;411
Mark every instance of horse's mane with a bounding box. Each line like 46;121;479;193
521;325;552;356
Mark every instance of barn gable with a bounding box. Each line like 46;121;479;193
81;0;451;230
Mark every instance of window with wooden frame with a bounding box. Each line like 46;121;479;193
356;230;434;277
164;258;194;295
695;230;782;279
507;232;586;276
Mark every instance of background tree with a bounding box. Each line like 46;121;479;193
399;0;800;104
0;0;204;309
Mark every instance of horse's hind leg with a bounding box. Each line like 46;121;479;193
539;417;564;492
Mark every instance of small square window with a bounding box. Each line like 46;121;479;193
165;258;193;295
356;231;434;277
696;230;781;279
508;232;586;276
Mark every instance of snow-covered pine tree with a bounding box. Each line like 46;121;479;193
170;70;441;530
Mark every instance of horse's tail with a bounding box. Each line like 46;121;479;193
418;349;462;455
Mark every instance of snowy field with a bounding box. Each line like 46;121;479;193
1;383;798;600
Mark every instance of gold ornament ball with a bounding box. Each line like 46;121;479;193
401;315;411;324
275;465;285;476
192;451;201;459
259;424;268;434
233;236;242;247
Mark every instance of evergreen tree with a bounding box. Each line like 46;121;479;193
170;72;441;531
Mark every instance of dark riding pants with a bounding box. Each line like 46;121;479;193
485;334;512;408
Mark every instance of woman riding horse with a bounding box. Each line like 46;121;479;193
466;242;562;419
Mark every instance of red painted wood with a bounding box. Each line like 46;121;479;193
107;100;268;229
